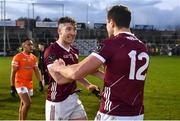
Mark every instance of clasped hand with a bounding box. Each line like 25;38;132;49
50;58;65;72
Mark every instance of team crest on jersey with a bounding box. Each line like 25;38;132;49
96;43;105;52
63;54;69;58
48;54;56;63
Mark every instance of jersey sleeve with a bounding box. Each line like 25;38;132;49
91;39;113;63
44;45;57;68
11;54;20;67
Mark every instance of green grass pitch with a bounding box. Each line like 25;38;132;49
0;56;180;120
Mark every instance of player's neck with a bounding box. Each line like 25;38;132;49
57;39;70;50
114;27;131;36
23;51;31;55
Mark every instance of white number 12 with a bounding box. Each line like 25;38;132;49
128;50;149;81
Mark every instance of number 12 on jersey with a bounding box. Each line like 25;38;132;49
128;50;149;81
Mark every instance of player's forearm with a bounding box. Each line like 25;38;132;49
48;65;74;85
37;74;43;82
78;78;91;89
48;61;82;80
57;63;94;81
10;73;15;86
56;76;74;85
91;70;104;80
58;64;84;80
51;56;101;80
10;69;16;86
34;68;43;82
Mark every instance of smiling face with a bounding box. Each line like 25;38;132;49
58;22;77;45
22;40;34;54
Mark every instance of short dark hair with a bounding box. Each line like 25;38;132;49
107;5;131;28
58;16;76;26
21;36;31;43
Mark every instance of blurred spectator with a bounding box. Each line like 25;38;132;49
167;45;172;56
38;43;49;85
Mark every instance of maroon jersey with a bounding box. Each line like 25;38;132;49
93;32;149;116
44;41;79;102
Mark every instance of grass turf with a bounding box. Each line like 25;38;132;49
0;56;179;120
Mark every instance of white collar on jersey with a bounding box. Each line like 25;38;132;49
118;32;134;36
56;41;70;52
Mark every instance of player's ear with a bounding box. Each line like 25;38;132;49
110;19;115;28
108;19;114;28
57;24;63;35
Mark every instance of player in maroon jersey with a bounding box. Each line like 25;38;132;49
49;5;150;121
44;16;102;120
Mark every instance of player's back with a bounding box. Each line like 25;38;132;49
99;32;149;116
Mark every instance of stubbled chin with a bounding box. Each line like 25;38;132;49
66;40;74;44
68;38;75;41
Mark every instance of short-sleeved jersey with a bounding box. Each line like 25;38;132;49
11;52;38;89
44;41;79;102
92;32;149;116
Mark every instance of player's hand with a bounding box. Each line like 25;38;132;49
51;59;65;72
87;84;101;99
39;81;44;92
91;87;101;99
58;58;65;65
10;85;17;97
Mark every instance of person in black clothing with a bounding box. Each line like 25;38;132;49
38;42;49;85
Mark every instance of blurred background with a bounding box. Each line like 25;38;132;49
0;0;180;57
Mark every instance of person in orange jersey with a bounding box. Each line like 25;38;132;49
10;37;44;120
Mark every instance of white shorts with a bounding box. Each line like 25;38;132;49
94;111;144;121
45;93;87;120
16;86;33;96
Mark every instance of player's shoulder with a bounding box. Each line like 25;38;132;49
95;37;114;53
44;42;59;60
70;45;79;53
99;37;114;47
121;33;145;45
103;34;126;43
30;53;38;59
45;43;57;53
15;52;23;56
13;52;24;59
70;44;78;50
133;38;148;52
